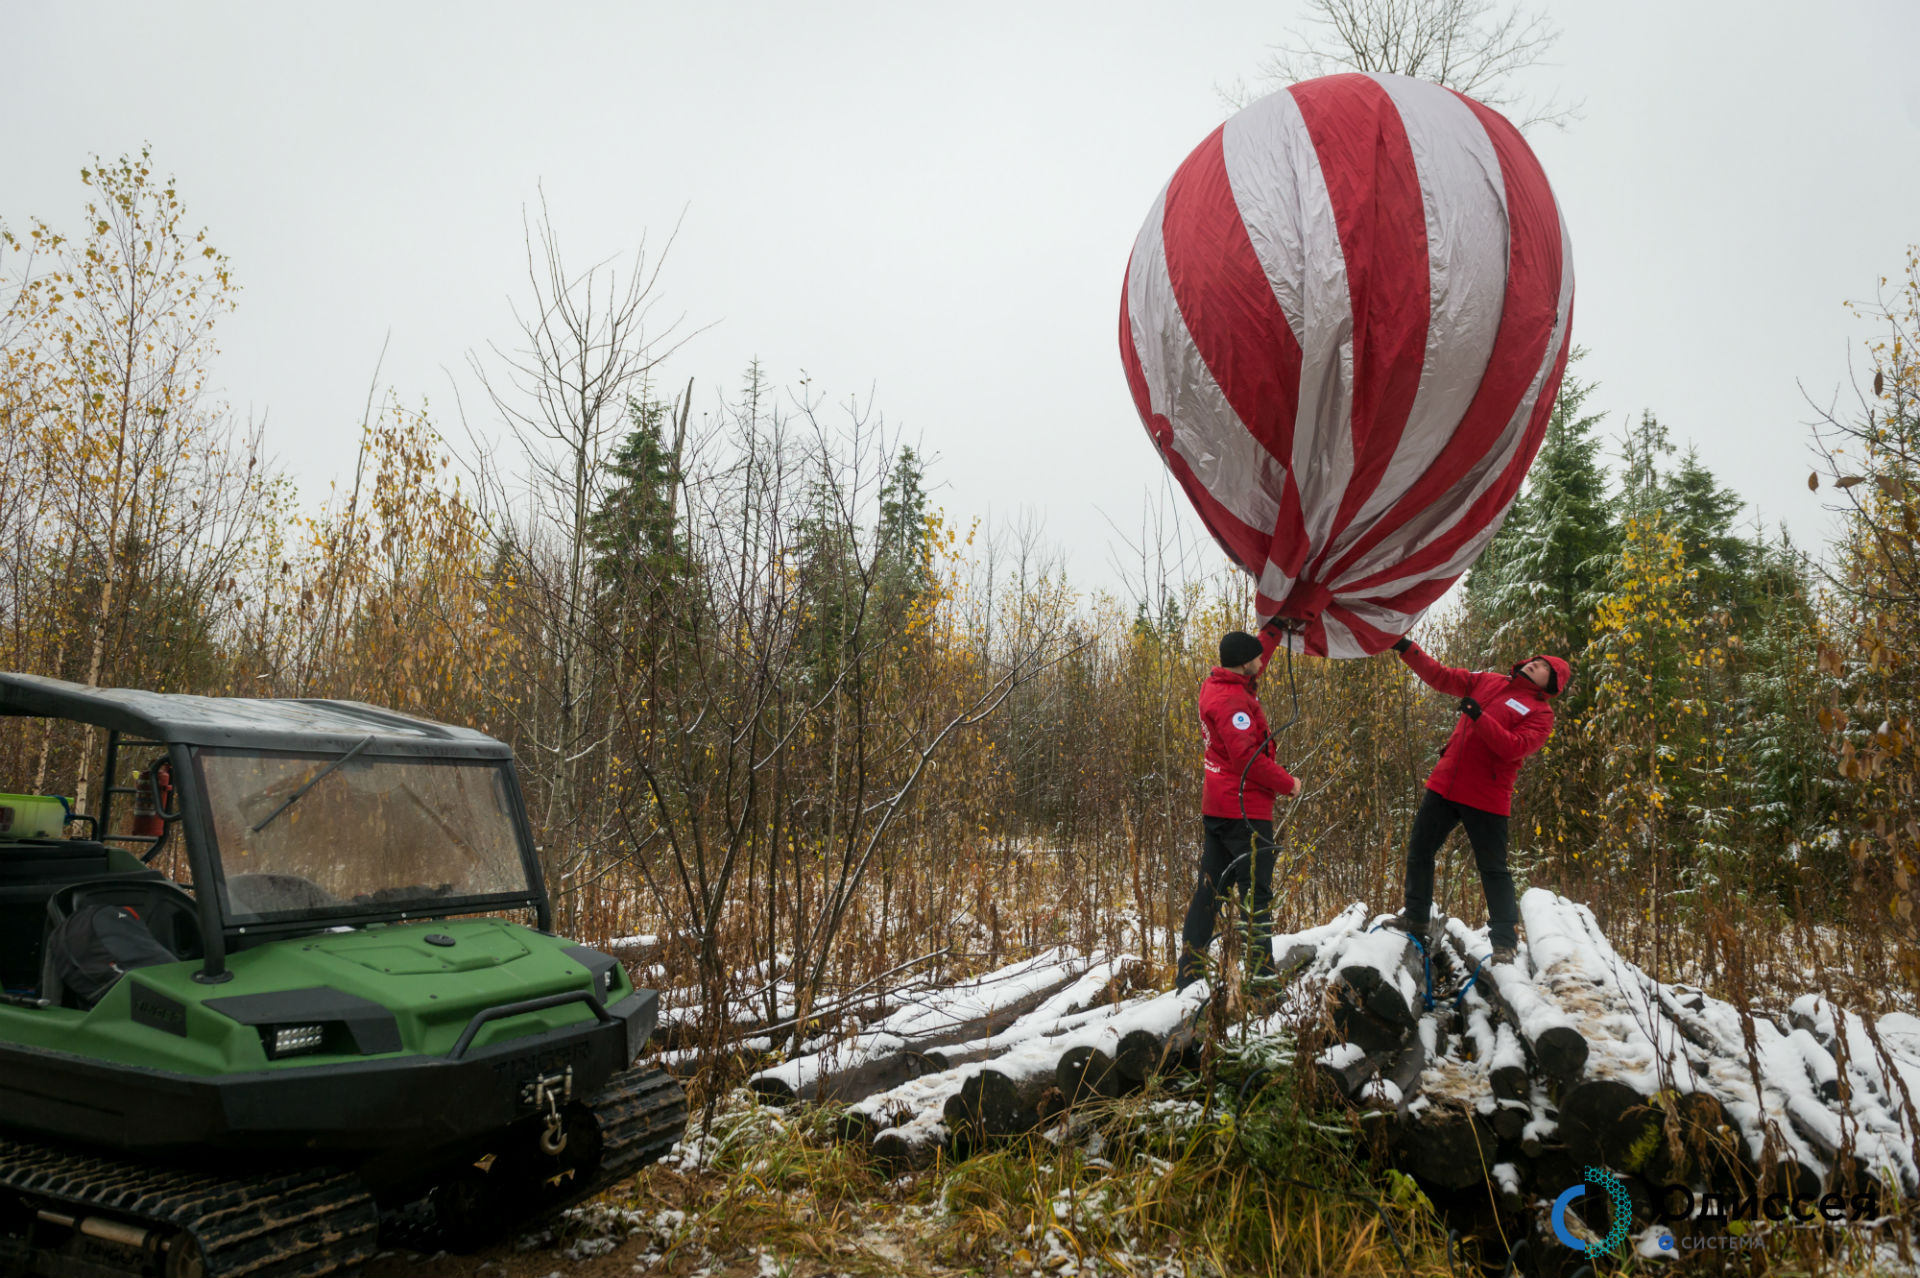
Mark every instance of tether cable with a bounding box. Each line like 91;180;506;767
1236;627;1302;826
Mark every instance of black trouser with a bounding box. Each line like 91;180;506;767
1177;816;1275;989
1402;788;1517;948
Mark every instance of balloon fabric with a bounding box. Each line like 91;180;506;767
1120;72;1573;658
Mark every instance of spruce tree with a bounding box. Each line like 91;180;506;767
1465;361;1616;656
590;390;685;595
588;388;691;684
1659;447;1791;629
874;446;932;617
792;471;861;688
1725;538;1840;902
1619;415;1783;630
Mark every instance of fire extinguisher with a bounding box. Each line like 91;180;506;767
131;761;174;841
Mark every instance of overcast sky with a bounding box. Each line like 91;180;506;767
8;1;1919;603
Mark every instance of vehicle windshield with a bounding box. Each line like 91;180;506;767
195;748;535;923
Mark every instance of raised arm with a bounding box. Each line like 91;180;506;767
1392;638;1478;699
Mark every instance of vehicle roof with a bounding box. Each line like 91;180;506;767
0;673;511;758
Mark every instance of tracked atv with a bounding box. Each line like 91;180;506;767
0;673;685;1277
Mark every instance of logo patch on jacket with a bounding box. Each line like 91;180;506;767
1504;698;1531;715
1232;711;1252;730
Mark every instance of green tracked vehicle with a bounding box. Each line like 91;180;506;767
0;673;686;1277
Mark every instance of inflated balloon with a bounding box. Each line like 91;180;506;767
1120;72;1573;658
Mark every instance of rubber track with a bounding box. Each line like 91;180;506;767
0;1140;377;1278
385;1064;687;1253
584;1066;688;1193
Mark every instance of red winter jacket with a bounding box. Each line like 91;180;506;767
1399;644;1569;817
1199;666;1299;821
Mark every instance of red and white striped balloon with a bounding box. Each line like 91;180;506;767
1120;72;1573;658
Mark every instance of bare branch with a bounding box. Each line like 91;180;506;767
1237;0;1583;131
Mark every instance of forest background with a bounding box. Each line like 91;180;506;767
3;153;1917;1072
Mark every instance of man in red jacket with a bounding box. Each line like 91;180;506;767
1385;637;1571;964
1178;630;1301;990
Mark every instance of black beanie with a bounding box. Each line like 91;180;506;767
1219;631;1263;668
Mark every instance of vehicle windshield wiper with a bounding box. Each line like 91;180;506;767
250;736;375;834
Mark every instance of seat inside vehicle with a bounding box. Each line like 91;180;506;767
0;839;170;997
39;877;203;1009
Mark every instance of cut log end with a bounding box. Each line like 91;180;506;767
871;1129;941;1173
1558;1078;1661;1174
748;1076;798;1106
1395;1109;1496;1191
1113;1029;1163;1086
944;1066;1055;1145
1057;1045;1122;1104
1533;1025;1589;1083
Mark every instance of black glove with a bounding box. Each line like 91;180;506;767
1459;696;1482;720
1392;636;1413;653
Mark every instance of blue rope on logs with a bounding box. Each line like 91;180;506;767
1363;923;1484;1011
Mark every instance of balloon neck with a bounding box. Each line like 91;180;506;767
1276;581;1332;625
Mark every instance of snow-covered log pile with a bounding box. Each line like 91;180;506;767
747;946;1103;1107
739;887;1920;1219
1299;888;1920;1219
747;945;1216;1168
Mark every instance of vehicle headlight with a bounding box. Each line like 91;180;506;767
263;1023;328;1058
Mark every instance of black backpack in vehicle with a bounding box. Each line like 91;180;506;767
44;904;179;1008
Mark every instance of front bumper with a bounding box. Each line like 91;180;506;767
0;990;656;1155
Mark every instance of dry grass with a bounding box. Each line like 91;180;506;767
604;1025;1461;1278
